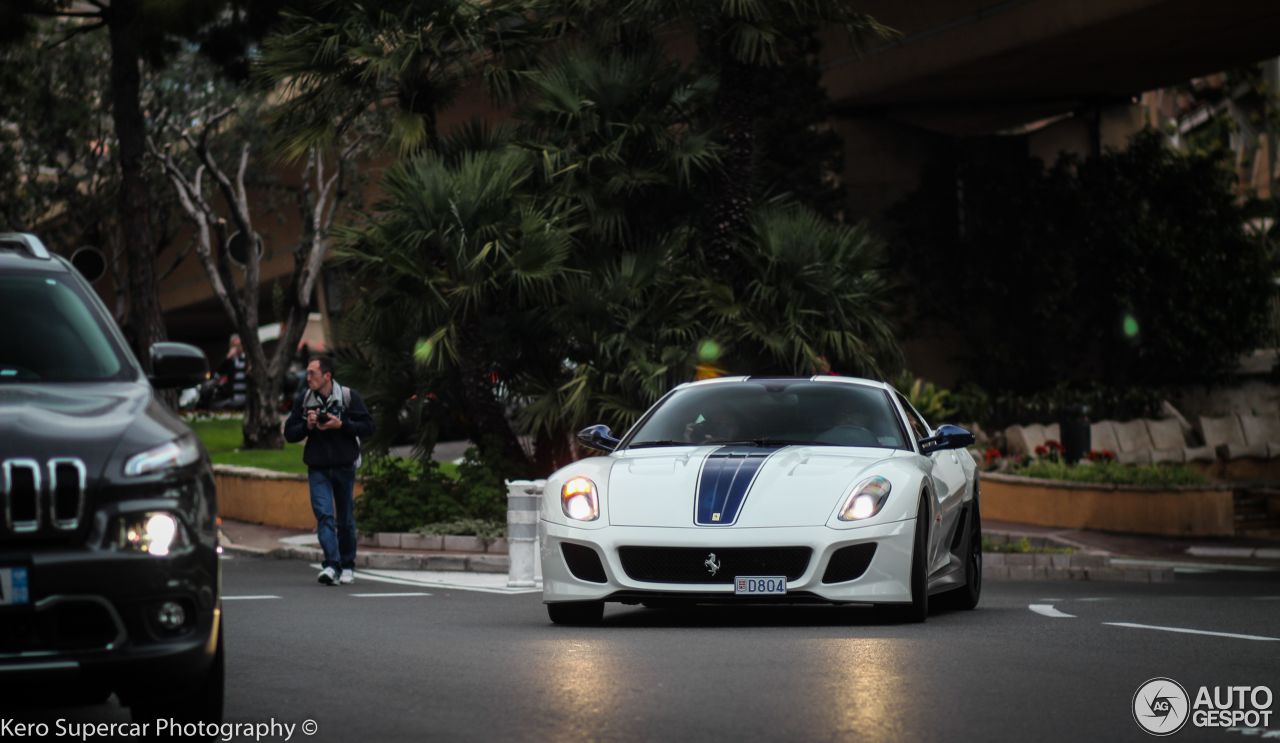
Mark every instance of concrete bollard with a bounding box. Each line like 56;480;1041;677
506;479;545;588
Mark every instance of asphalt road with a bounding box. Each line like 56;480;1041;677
7;555;1280;742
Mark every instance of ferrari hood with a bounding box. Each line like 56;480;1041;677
606;445;908;528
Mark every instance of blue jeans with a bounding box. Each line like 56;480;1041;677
308;466;357;572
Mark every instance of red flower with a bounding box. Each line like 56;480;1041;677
1034;445;1048;456
1046;440;1064;451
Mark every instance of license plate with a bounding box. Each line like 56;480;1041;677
0;567;30;607
734;576;787;595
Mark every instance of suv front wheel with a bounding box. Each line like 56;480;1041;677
129;624;225;724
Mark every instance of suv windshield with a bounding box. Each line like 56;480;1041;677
0;273;135;383
626;380;909;450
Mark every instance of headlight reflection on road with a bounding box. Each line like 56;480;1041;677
814;638;909;742
535;639;620;738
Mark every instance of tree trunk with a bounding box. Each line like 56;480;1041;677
108;0;166;370
533;427;572;475
704;59;757;284
243;364;284;449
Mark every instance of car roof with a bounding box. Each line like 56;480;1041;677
673;375;893;392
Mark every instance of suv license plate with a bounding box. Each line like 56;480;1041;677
0;567;30;607
734;576;786;595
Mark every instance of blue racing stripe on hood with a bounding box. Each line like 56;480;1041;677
694;446;775;526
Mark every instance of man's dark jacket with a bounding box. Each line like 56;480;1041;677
283;383;375;469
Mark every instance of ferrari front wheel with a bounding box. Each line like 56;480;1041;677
883;494;930;623
941;498;982;610
547;600;604;626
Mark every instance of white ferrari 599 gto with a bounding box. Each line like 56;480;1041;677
539;375;982;625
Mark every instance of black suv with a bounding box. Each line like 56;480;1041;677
0;233;222;721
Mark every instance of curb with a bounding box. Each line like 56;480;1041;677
981;552;1173;583
267;544;510;573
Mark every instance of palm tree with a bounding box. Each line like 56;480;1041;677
337;145;579;474
707;204;901;376
621;0;893;278
259;0;540;159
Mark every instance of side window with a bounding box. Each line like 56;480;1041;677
895;392;930;443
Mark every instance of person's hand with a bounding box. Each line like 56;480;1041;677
307;410;318;430
317;415;343;431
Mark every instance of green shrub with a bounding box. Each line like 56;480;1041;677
1011;460;1207;487
893;372;955;423
355;447;510;533
416;519;507;540
356;457;461;533
453;447;507;522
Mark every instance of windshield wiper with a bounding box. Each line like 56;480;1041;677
626;440;694;449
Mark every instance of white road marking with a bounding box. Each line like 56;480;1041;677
1076;597;1114;602
309;563;540;595
1029;603;1075;618
350;592;432;598
1105;622;1280;642
1037;597;1064;601
223;595;282;601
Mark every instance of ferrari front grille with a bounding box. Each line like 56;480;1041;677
617;546;811;584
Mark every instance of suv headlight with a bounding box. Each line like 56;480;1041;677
561;477;599;522
839;476;892;521
111;512;189;556
124;435;200;477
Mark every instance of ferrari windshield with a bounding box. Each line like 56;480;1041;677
626;380;910;450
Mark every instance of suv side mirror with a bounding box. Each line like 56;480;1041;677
576;424;620;453
150;342;209;390
919;424;976;456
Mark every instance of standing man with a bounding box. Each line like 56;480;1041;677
284;357;375;585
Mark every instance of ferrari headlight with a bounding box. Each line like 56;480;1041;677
561;477;599;522
111;512;189;556
839;476;891;521
124;435;200;477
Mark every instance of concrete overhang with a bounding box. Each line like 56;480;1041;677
822;0;1280;135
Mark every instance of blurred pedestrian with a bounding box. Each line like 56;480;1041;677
213;333;248;410
283;357;375;585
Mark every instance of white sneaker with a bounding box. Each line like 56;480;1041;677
317;566;337;585
339;569;355;585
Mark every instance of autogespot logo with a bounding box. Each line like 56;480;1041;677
1133;677;1190;736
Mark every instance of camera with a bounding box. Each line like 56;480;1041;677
315;410;331;424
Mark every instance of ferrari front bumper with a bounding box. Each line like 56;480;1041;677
540;518;916;605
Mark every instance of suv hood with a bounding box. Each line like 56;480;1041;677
0;382;178;483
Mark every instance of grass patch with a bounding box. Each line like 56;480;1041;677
1010;460;1206;487
982;536;1072;554
189;417;308;475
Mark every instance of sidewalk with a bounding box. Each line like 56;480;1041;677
984;519;1280;566
219;519;510;574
